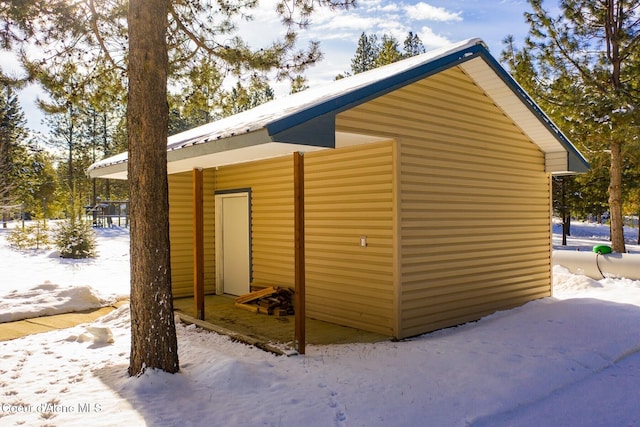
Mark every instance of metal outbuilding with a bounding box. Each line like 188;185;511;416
89;38;588;340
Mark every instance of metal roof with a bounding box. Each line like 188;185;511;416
88;38;589;179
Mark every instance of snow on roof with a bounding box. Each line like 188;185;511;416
162;38;485;150
87;37;588;179
88;39;483;176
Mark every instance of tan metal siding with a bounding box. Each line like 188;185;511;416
215;156;295;288
337;66;552;338
212;149;396;335
304;142;395;335
168;170;215;297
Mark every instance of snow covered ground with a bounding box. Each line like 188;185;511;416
552;218;640;254
1;220;639;426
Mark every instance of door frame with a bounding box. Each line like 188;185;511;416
214;189;252;295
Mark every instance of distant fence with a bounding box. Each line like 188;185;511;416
85;200;129;228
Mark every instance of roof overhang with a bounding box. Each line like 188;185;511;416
88;38;589;180
88;129;332;180
87;128;385;180
459;54;589;175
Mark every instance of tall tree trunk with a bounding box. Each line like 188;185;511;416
603;2;626;254
127;0;179;375
67;105;75;218
608;139;626;253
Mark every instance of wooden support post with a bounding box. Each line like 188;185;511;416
193;168;205;320
293;151;306;354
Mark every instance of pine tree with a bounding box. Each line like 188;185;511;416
126;0;179;376
403;31;426;58
345;31;424;79
503;0;640;253
351;32;379;74
169;59;224;134
290;75;309;94
19;147;58;217
375;34;403;67
0;85;57;224
3;0;356;377
221;76;275;117
0;85;28;206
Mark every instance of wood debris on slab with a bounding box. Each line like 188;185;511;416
234;287;294;316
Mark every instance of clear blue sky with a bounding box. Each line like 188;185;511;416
3;0;550;135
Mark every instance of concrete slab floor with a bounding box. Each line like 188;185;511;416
0;301;128;342
0;296;387;349
173;295;389;348
27;307;115;329
0;321;54;341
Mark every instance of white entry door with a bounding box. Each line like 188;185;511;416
215;192;250;296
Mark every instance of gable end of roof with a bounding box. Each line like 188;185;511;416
471;49;589;174
266;43;488;139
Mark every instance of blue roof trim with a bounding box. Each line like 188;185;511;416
266;44;487;140
474;49;590;172
267;41;589;173
89;38;589;177
270;112;336;148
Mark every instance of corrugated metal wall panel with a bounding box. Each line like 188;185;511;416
215;156;295;288
202;168;216;295
168;170;216;298
168;173;192;297
305;141;396;336
400;291;550;335
337;66;552;339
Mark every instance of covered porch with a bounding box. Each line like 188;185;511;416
173;295;389;355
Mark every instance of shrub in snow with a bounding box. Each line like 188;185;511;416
6;220;51;250
54;219;97;259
